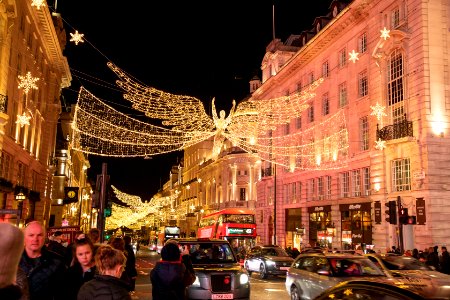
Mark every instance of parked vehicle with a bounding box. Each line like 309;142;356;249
365;253;450;299
167;237;250;300
285;252;386;300
244;245;294;279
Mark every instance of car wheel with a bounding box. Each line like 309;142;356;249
290;285;301;300
245;262;252;275
259;264;267;279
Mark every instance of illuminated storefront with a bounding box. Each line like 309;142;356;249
308;205;333;249
339;203;372;250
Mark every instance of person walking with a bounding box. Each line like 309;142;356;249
63;238;97;300
0;222;26;300
19;221;67;300
440;246;450;274
77;245;131;300
150;242;195;300
123;236;137;292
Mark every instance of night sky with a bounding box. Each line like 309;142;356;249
55;0;331;199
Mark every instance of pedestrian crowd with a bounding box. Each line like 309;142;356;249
0;220;196;300
389;245;450;274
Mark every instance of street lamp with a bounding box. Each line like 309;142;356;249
15;190;26;226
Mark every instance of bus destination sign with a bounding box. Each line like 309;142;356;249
228;228;253;235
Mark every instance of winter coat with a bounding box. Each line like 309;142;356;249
0;285;22;300
63;263;96;300
77;274;132;300
19;248;67;300
150;257;195;300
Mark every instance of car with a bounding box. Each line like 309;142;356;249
285;252;387;300
244;245;294;279
365;253;450;299
167;237;250;300
313;280;426;300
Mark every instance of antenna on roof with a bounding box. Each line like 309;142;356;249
272;4;276;41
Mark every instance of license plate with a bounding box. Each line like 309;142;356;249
280;267;290;271
212;294;233;299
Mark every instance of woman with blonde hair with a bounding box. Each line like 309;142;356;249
77;245;131;300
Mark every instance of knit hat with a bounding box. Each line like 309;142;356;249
161;242;180;261
0;223;24;288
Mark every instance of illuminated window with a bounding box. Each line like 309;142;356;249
359;116;369;151
338;48;347;68
358;32;367;53
358;70;368;97
322;61;329;78
322;93;329;116
391;158;411;192
339;82;347;107
388;50;404;124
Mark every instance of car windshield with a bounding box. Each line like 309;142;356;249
181;242;237;264
261;247;290;257
382;255;434;271
329;257;386;276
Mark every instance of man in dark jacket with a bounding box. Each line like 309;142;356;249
123;236;138;291
150;242;195;300
19;221;66;300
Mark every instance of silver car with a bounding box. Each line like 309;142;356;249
285;252;386;300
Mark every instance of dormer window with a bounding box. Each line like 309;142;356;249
333;5;338;17
316;23;321;32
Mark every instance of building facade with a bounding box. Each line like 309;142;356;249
254;0;450;252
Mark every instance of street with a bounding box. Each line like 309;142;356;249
133;247;289;300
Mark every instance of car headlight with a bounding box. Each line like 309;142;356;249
240;273;249;284
192;276;200;286
266;260;276;266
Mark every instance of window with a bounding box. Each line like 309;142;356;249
325;176;332;200
0;151;12;180
17;161;27;186
339;172;349;198
290;182;296;203
295;117;302;129
388;50;404;124
338;48;347;68
284;123;290;135
392;7;400;28
339;82;347;107
362;167;370;196
318;177;324;200
352;170;361;197
307;104;314;123
267;186;273;205
309;72;314;84
391;158;411;191
307;178;316;201
358;32;367;53
322;61;329;78
359;116;369;151
297;81;302;92
322;93;329;116
358;70;368;97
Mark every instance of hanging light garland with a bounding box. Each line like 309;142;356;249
72;63;349;170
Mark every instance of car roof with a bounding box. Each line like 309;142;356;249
298;252;365;259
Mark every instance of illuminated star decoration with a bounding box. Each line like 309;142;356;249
343;289;353;296
70;30;85;45
370;102;387;127
82;193;90;201
348;50;359;63
18;72;39;94
380;27;390;40
31;0;46;9
328;294;335;299
16;112;31;128
375;138;386;150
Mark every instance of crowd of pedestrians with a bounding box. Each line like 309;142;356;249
0;220;197;300
394;245;450;274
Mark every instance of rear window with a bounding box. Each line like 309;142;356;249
382;256;433;271
180;242;236;264
261;247;290;257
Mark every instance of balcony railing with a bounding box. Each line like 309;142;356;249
0;94;7;113
376;115;413;141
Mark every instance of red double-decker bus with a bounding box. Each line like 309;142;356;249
197;208;256;253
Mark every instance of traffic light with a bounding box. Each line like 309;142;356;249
399;207;408;224
385;200;397;224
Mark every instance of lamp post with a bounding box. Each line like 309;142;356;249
15;191;26;226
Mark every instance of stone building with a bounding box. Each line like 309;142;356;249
254;0;450;252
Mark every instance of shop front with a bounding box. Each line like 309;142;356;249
285;208;303;251
308;205;333;249
339;202;372;250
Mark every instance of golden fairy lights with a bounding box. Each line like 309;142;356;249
31;0;45;10
72;63;349;170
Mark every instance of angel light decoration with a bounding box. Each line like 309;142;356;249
72;63;349;170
